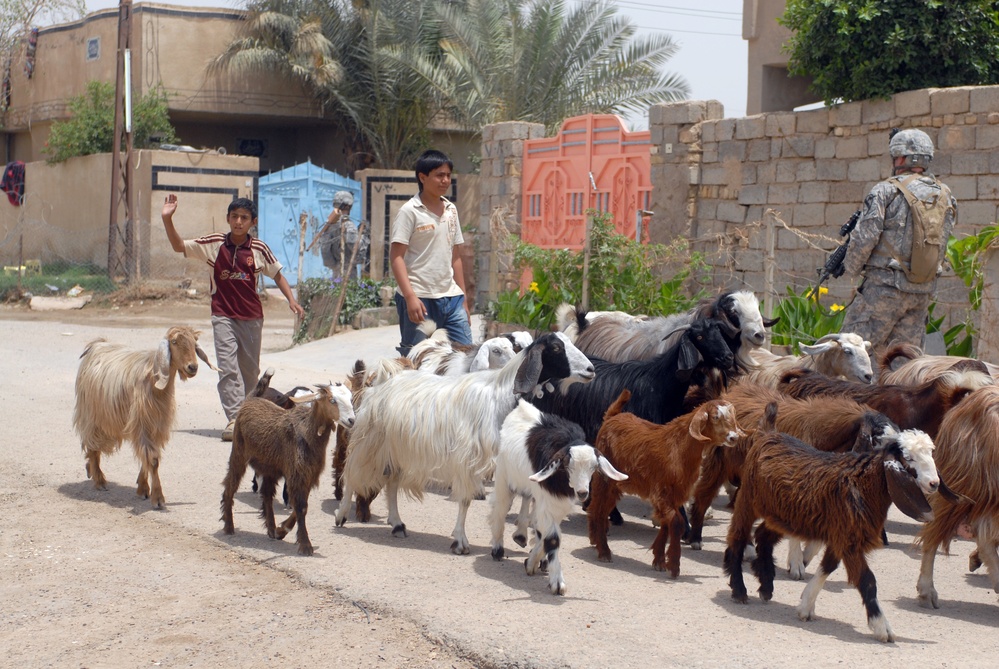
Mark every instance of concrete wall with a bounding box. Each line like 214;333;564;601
0;149;259;282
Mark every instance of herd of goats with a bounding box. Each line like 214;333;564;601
70;290;999;643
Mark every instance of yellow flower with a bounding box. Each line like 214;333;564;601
528;281;540;294
818;286;829;296
829;303;844;312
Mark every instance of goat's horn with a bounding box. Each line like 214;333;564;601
661;324;690;341
290;392;320;404
813;333;842;344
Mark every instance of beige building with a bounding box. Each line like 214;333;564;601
1;2;476;174
743;0;819;115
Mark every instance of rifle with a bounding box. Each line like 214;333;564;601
806;209;861;300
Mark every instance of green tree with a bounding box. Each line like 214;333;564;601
1;0;85;81
44;80;178;163
780;0;999;105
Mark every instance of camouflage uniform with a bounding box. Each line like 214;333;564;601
841;172;957;349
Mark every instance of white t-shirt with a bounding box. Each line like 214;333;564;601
391;193;465;299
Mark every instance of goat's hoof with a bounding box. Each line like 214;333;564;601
917;591;940;609
609;509;624;526
550;582;566;596
668;566;680;579
512;533;527;548
869;615;895;643
758;589;773;602
539;558;548;572
85;462;92;479
969;550;982;572
334;515;346;528
391;523;407;538
653;561;666;573
731;591;748;604
688;540;702;551
788;565;806;581
491;546;504;560
450;540;470;555
298;544;314;556
597;553;612;563
797;607;815;621
274;528;289;540
223;525;235;535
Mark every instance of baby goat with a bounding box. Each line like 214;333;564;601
589;390;744;577
221;381;355;555
490;400;627;595
725;403;958;643
73;326;215;509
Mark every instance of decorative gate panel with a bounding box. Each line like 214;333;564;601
522;114;651;249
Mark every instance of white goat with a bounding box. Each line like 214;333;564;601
334;332;595;554
73;326;216;508
744;332;874;388
409;330;518;375
490;400;627;595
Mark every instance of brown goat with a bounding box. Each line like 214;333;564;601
777;367;991;438
687;382;897;555
221;381;355;555
589;389;744;577
878;342;995;385
917;384;999;608
73;326;215;508
724;403;959;643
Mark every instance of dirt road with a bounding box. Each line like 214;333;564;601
1;296;996;668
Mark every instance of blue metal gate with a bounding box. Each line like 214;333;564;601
257;161;361;286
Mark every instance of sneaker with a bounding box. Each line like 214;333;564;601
222;418;235;442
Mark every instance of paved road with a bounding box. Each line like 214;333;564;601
2;303;997;668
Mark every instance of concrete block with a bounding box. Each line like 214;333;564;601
956;199;998;226
765;113;796;137
894;89;932;118
697;200;718;219
747;139;770;162
679;126;700;144
797;108;830;133
946;175;977;200
776;160;797;183
814;138;836;159
792;203;826;227
835;136;868;159
952;153;990;175
778;227;808;251
745;205;765;225
768;183;799;204
702;146;719;163
783;136;815;158
795;162;816;182
716;119;736;141
977;125;999;150
719;140;747;162
970;86;999;113
847;158;881;182
829;181;866;204
816;160;847;181
862;97;895;125
706;100;725;120
799;182;830;203
742;165;758;185
651;100;717;125
701;122;717;143
976;176;999;201
736;116;766;140
733;248;764;272
829;101;862;127
738;184;767;205
701;165;731;186
827;203;860;227
717;201;748;223
756;162;776;184
931;87;972;116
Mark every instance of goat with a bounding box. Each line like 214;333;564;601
744;332;874;388
879;342;996;385
249;368;312;500
589;390;744;577
221;381;355;555
409;327;518;376
73;326;215;509
334;332;595;555
916;385;999;609
560;290;775;370
777;367;991;438
724;403;960;643
489;400;627;595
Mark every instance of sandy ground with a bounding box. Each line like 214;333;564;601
1;292;997;668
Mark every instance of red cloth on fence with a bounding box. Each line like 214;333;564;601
1;161;25;206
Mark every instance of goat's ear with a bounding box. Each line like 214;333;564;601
677;336;702;376
596;453;628;481
513;344;544;395
195;344;219;371
470;345;492;372
883;459;934;523
762;316;780;328
688;408;710;442
529;446;569;482
936;478;974;505
153;338;171;390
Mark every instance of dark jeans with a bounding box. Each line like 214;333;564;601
395;293;472;356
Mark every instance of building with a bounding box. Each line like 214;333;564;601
743;0;818;115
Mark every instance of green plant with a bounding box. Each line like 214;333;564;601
293;275;393;343
768;285;846;353
0;261;116;301
780;1;999;105
44;81;178;163
486;210;709;330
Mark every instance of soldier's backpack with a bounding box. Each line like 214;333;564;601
889;173;954;283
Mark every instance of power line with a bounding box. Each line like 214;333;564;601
610;1;742;20
641;25;741;38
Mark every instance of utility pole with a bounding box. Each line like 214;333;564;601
107;0;136;283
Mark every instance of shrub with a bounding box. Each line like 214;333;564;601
768;285;846;353
293;275;393;343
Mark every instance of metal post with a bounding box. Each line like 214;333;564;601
763;213;776;352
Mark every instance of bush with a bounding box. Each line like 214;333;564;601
767;286;846;353
293;275;393;343
0;261;116;301
44;81;178;163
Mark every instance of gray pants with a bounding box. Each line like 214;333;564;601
212;315;263;420
841;282;930;353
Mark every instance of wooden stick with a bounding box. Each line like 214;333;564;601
327;219;368;338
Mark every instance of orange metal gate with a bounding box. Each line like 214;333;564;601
522;114;652;249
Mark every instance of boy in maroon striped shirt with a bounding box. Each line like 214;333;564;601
161;194;304;441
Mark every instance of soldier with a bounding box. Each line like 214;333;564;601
841;128;957;352
309;191;368;279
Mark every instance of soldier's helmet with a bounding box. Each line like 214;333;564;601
889;129;934;170
332;190;354;211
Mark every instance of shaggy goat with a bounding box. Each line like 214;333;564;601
879;342;996;386
724;403;959;643
490;400;627;595
744;332;874;388
334;332;595;555
221;381;355;555
408;326;518;376
777;367;992;438
73;326;215;508
249;368;313;501
589;390;744;577
559;290;775;370
916;384;999;609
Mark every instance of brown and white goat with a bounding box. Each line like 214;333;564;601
589;389;744;577
744;332;874;387
73;326;215;509
725;403;960;643
917;384;999;608
878;342;996;386
221;381;355;555
777;367;991;438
